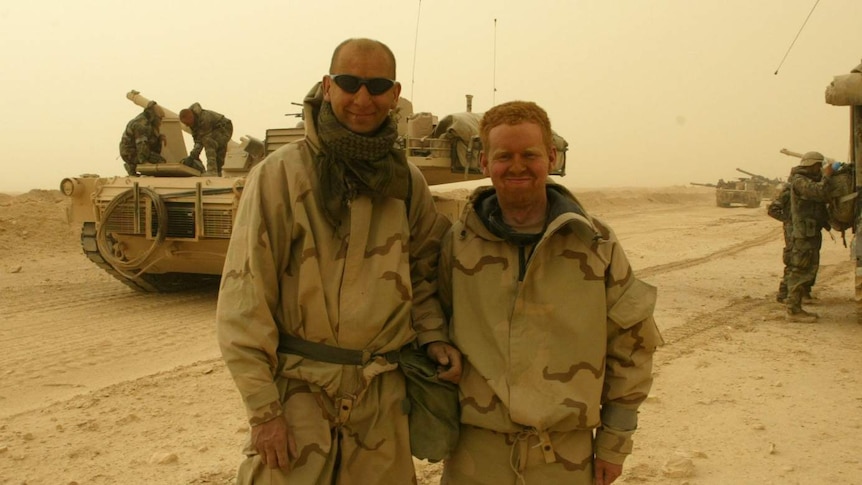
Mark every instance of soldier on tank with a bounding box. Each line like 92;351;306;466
179;103;233;176
119;101;166;176
785;151;834;322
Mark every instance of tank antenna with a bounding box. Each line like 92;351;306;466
773;0;820;75
493;18;497;105
410;0;422;102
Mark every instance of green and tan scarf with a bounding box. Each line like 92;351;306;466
316;101;409;226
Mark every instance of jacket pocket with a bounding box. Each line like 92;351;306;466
607;278;657;329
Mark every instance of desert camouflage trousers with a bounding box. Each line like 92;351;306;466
196;121;233;176
235;370;415;485
786;235;822;313
120;139;164;167
441;425;594;485
778;223;815;299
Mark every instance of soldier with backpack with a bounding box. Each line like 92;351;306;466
785;152;834;322
767;180;820;303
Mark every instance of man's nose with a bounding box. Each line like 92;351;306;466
510;156;527;172
352;85;373;104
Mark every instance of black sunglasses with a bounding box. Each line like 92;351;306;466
330;74;396;95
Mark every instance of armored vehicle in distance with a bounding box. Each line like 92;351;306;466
690;179;761;208
735;168;783;201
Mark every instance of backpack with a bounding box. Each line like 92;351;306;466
767;184;790;223
827;163;856;232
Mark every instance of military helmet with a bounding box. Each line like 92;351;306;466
799;151;825;167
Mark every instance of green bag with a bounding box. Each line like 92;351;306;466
398;346;460;462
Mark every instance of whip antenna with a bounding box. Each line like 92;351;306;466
774;0;821;75
410;0;422;102
493;18;497;105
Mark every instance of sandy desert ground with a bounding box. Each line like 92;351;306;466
1;186;861;485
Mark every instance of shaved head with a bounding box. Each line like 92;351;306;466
329;38;397;79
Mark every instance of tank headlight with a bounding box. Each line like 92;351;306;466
60;178;75;196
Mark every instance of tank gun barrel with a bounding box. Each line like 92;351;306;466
127;90;190;136
736;168;767;179
690;182;717;188
779;147;839;165
779;148;804;159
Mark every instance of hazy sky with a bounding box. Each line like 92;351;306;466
2;0;861;192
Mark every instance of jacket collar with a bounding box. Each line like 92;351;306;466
301;82;324;152
465;182;600;245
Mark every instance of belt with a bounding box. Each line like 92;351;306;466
277;334;400;366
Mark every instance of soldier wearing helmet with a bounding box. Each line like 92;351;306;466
179;103;233;176
119;101;166;176
785;151;833;322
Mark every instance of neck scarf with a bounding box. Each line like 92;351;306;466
315;101;409;225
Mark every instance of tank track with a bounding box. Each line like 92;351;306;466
80;222;221;293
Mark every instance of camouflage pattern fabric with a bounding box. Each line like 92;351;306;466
186;103;233;175
766;184;829;301
439;184;663;473
235;371;415;484
767;184;793;299
119;112;164;169
216;83;451;483
768;184;814;300
441;426;594;484
786;166;832;313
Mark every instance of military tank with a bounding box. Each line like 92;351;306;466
690;178;761;208
735;168;783;201
61;91;270;292
62;90;569;292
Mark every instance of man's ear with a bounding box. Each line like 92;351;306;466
391;82;402;109
322;75;332;102
480;151;489;176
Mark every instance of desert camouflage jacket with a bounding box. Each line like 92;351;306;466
216;85;451;425
187;102;231;159
439;184;663;465
789;166;832;239
119;112;161;163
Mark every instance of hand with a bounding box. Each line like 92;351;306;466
251;415;297;470
594;458;623;485
425;341;462;384
823;163;835;177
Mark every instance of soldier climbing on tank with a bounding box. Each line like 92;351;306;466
119;100;166;176
179;103;233;176
785;151;834;323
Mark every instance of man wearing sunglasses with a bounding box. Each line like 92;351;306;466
217;37;461;484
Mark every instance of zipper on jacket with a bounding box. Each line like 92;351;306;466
518;244;536;282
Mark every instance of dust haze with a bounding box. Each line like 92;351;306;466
1;0;861;193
